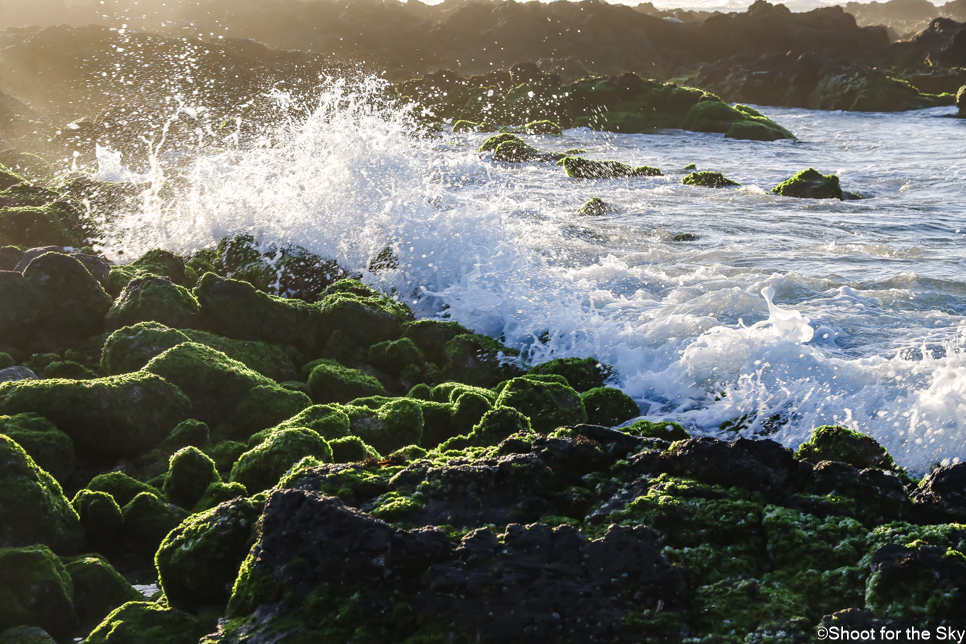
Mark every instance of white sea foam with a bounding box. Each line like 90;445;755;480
96;80;966;472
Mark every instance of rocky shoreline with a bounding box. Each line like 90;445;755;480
1;154;965;643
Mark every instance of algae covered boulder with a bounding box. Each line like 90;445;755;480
162;446;219;509
221;384;311;440
496;377;587;433
528;356;614;392
557;156;661;179
682;171;740;188
130;249;186;285
493;140;540;162
317;279;412;348
84;602;206;644
120;492;188;554
345;397;424;455
100;322;190;375
581;387;640;427
577;197;606;216
367;337;425;377
156;496;262;611
0;435;82;553
85;472;158;507
0;626;57;643
307;360;385;404
0;545;76;637
0;413;74;483
269;403;351;440
0;372;191;459
771;168;844;200
106;276;200;330
478;132;525;153
794;425;896;470
22;252;112;340
440;333;523;388
623;418;690;441
230;428;332;493
63;555;141;624
70;490;123;552
142;342;275;425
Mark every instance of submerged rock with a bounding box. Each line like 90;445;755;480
557;156;662;179
771;168;844;200
577;197;606;216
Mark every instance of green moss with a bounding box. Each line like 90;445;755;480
682;171;740;188
106;276;200;330
0;164;26;191
192;481;247;513
0;413;74;483
307;361;386;404
367;338;425;377
492;140;540;162
0;203;85;248
62;555;140;624
0;545;75;636
220;384;312;441
0;435;82;553
83;602;205;644
164;419;210;450
120;492;188;554
794;424;896;470
771;169;843;200
162;447;220;509
402;319;471;364
0;372;191;459
528;356;614;392
478;132;525;153
70;490;122;550
41;360;97;380
692;578;807;637
177;328;300;382
451;120;478;133
130;249;186;285
345;398;424;455
318;283;412;348
556;156;661;179
450;391;493;434
370;490;426;522
201;441;248;477
156;496;262;611
85;472;157;507
495;377;586;433
230;428;332;493
581;387;639;427
270;404;351;441
622;419;690;441
329;435;380;463
440;333;521;388
439;406;533;451
142;342;276;425
100;322;191;375
577;197;606;216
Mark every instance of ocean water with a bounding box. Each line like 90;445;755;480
94;80;966;472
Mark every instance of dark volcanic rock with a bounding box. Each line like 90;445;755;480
216;490;687;642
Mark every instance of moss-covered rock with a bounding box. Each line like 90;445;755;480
156;496;262;611
0;435;82;553
344;398;424;455
194;273;325;354
83;602;206;644
162;447;220;509
62;555;141;624
528;356;614;392
440;406;533;450
581;387;640;427
0;545;75;637
522;120;562;135
0;203;85;249
577;197;606;216
771;168;844;200
794;425;896;470
99;322;191;375
164;419;210;450
329;435;380;462
22;252;112;341
318;280;412;348
0;372;191;459
0;413;74;483
130;249;187;285
401;319;471;365
142;342;276;426
307;360;386;404
452;120;478;132
682;171;740;188
440;333;522;388
230;428;332;493
492;140;540;162
70;490;123;552
557;156;661;179
367;337;425;377
478;132;525;153
120;492;188;554
622;419;690;441
0;625;57;644
268;404;351;441
41;360;97;380
106;276;201;330
495;377;587;433
202;440;248;477
85;472;158;507
220;384;312;441
192;480;247;513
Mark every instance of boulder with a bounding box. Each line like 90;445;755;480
557;156;662;179
84;472;158;507
22;252;112;341
0;435;82;553
106;276;201;330
70;490;123;552
0;545;76;637
120;492;188;554
528;356;614;392
307;360;386;404
230;428;332;493
495;377;587;433
580;387;640;427
0;413;74;483
0;373;191;459
682;171;740;187
162;447;220;509
83;602;206;644
771;168;844;200
62;555;141;624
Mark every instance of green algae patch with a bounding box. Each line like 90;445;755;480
682;171;740;188
771;168;844;200
100;322;191;375
528;356;614;392
478;132;525;153
0;372;191;459
130;249;187;285
62;555;141;625
795;424;896;470
106;276;201;330
120;492;188;554
495;377;586;433
622;419;690;441
492;140;540;162
522;120;562;135
0;545;76;637
344;398;424;455
0;413;74;483
557;156;662;179
230;428;332;493
83;602;206;644
85;471;158;507
156;496;262;611
0;435;82;553
329;435;380;463
269;404;351;441
162;446;220;509
581;387;639;427
307;361;386;404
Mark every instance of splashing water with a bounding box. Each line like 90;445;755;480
96;79;966;472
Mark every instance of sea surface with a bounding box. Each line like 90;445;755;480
95;82;966;472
